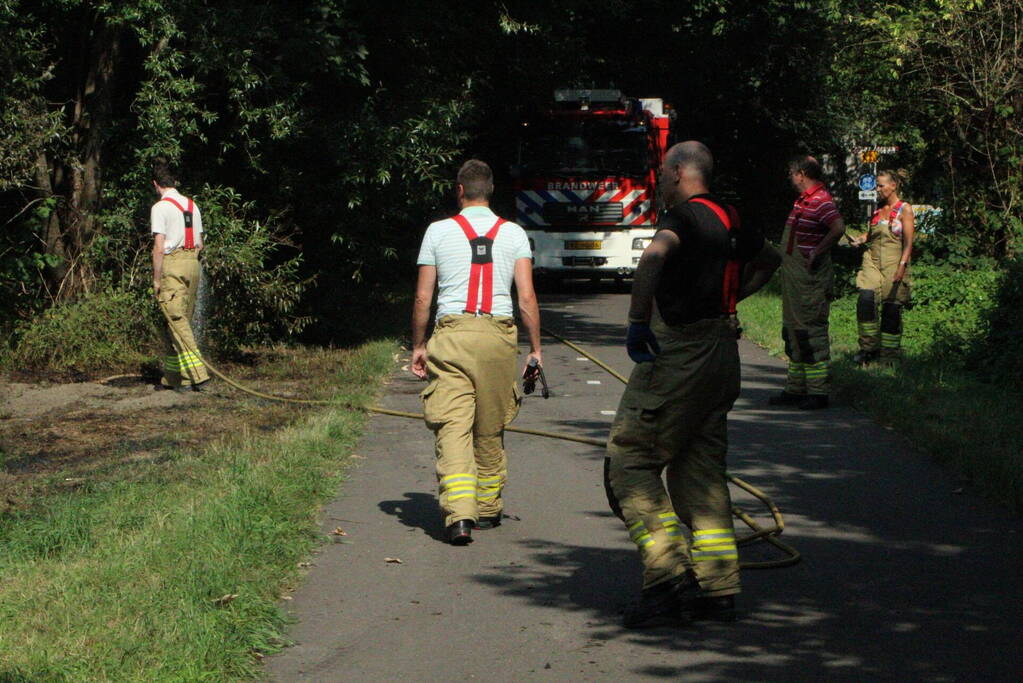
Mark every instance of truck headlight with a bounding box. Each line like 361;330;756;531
632;238;650;250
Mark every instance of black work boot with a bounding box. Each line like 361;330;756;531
689;595;738;622
798;395;829;410
474;515;502;530
768;391;805;406
446;520;473;545
622;571;701;629
190;379;211;392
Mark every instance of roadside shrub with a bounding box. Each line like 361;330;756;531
969;256;1023;389
909;263;1002;360
8;287;156;375
198;185;312;356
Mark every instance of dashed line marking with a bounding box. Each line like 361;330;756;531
587;380;601;385
576;357;590;362
600;410;616;416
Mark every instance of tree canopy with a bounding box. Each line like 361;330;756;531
1;0;1019;345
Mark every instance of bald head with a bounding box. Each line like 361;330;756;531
659;141;713;206
665;141;713;181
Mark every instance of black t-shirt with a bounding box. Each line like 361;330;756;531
655;194;765;326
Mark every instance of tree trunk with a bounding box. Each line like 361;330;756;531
42;18;122;301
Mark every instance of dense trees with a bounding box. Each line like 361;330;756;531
1;1;1019;357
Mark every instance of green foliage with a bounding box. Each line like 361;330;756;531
905;263;1002;360
969;256;1023;388
8;288;156;374
0;340;397;679
2;0;1022;369
198;185;311;354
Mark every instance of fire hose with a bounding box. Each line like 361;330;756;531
114;310;800;570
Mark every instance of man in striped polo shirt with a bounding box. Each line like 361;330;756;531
411;159;542;545
770;155;846;410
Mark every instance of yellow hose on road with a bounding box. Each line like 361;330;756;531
146;310;800;569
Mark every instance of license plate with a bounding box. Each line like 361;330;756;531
565;240;602;250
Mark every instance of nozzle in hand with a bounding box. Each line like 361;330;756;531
522;357;549;399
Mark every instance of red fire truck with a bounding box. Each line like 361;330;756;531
512;89;673;282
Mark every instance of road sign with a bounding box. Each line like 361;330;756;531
858;174;877;191
860;150;879;163
859;190;878;201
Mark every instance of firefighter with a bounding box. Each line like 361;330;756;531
607;141;780;627
851;170;915;363
410;159;542;546
150;158;210;392
769;155;846;410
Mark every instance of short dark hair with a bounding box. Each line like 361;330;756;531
457;159;494;201
788;155;823;181
151;158;179;188
664;141;713;181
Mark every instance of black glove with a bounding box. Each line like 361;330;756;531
626;322;660;363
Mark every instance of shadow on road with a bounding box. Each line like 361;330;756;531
378;492;446;543
477;352;1023;681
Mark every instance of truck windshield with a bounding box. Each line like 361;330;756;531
518;119;649;177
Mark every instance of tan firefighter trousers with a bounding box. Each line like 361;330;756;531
157;249;209;387
607;316;742;596
421;314;521;527
856;220;911;358
781;251;833;396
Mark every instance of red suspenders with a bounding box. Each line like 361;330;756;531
688;197;742;315
871;200;904;226
160;197;196;249
451;215;505;315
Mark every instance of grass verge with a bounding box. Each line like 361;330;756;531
0;340;397;680
738;281;1023;513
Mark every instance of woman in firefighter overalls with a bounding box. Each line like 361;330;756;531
852;169;915;363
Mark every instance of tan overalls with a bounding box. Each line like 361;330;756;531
420;215;521;527
606;315;742;596
856;202;911;357
157;197;208;387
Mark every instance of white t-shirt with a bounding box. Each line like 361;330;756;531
151;188;204;254
417;206;532;319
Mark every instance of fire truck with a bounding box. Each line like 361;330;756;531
511;89;673;282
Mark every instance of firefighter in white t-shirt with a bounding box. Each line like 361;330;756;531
411;159;542;545
150;159;209;391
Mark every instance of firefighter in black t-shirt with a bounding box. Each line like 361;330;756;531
606;141;780;628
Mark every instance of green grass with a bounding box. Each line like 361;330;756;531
0;340;397;681
738;280;1023;512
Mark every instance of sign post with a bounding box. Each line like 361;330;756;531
853;145;899;219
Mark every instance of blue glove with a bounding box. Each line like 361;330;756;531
626;322;660;363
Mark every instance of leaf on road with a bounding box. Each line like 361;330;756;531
212;593;238;606
385;557;403;564
332;527;347;536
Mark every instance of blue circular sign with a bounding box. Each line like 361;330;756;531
858;174;877;191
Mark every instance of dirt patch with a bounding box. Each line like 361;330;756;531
0;348;356;513
1;381;190;420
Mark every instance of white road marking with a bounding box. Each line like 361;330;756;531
576;357;589;361
587;380;601;385
600;410;616;416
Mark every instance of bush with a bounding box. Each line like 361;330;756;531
8;288;157;375
969;256;1023;389
908;263;1003;361
197;185;312;356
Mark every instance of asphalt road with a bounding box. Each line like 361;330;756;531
268;289;1022;682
